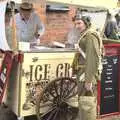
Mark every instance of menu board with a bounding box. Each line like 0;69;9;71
100;56;119;115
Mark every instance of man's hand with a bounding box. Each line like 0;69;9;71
84;81;93;91
35;32;40;39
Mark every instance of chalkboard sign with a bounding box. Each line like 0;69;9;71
100;56;119;115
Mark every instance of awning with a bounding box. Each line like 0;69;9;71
47;0;118;9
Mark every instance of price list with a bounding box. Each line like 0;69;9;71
100;56;119;115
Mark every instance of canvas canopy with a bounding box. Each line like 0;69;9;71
1;0;117;9
47;0;117;9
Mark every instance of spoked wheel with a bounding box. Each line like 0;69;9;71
36;77;79;120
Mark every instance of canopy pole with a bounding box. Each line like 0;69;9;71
10;1;18;50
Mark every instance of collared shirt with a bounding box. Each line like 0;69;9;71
15;12;45;42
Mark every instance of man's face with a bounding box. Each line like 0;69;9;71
20;10;31;21
74;19;86;33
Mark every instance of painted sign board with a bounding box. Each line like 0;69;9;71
18;51;75;116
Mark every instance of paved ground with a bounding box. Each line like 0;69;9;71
98;115;120;120
24;115;120;120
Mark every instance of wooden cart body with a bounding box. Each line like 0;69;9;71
5;49;76;117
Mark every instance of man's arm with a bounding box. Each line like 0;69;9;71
85;33;100;83
35;14;45;37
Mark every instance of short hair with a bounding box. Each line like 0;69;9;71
0;103;18;120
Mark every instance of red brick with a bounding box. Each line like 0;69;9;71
34;4;77;44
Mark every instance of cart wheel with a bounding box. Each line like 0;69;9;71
36;77;78;120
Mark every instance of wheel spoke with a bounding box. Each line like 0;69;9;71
60;79;64;99
47;89;56;98
52;109;59;120
40;105;57;118
40;102;53;108
66;90;77;99
41;92;54;103
53;82;59;96
64;83;77;99
61;80;71;98
46;109;57;120
61;79;74;98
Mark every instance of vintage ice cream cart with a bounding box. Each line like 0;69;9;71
5;49;78;120
0;0;120;120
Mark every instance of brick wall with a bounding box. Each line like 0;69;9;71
33;3;77;45
41;11;70;44
22;1;78;45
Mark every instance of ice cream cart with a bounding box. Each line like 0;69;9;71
5;48;78;120
1;0;120;120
